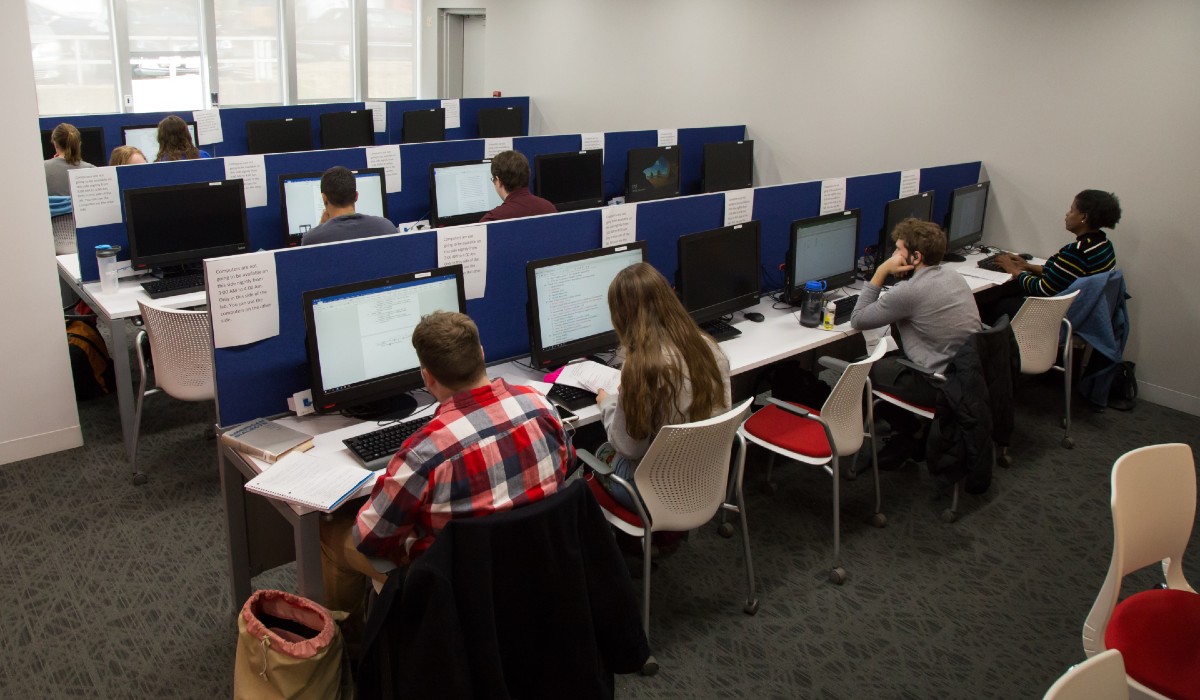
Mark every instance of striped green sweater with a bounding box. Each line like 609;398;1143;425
1018;230;1115;297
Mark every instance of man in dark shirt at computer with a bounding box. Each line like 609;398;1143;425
301;166;397;245
479;150;557;222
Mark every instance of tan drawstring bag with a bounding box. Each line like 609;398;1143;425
234;589;354;700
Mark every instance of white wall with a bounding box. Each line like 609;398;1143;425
0;4;83;463
482;0;1200;415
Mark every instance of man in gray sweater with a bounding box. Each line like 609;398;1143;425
851;218;981;468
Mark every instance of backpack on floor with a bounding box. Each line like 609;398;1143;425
67;319;115;400
1108;361;1137;411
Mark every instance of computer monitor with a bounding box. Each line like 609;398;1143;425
402;108;446;143
319;110;375;149
122;122;198;163
279;168;389;247
428;159;504;228
476;106;526;138
245;117;313;155
784;209;861;304
526;242;647;370
41;126;106;167
625;145;681;203
303;265;467;418
532;150;604;212
124;179;249;273
701;140;754;193
879;191;934;264
676;221;762;323
944;181;991;262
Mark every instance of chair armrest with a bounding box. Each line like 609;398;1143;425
767;397;810;417
576;448;614;475
818;356;850;373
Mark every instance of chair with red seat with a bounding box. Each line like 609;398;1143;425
1082;443;1200;700
739;341;888;585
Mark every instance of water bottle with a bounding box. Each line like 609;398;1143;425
823;300;837;330
799;280;825;327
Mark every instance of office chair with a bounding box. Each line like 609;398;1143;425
1082;443;1199;700
1043;649;1129;700
739;341;888;584
132;299;215;485
1010;290;1080;448
579;398;757;659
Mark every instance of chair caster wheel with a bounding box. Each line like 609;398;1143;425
870;512;887;528
718;522;735;538
640;655;659;676
829;567;846;585
940;509;958;523
743;599;759;615
132;472;148;486
1061;436;1074;449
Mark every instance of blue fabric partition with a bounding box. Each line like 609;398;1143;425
385;96;531;143
212;160;982;427
918;162;983;228
392;140;485;223
601;130;657;200
677;126;751;195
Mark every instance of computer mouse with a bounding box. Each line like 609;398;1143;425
1019;252;1033;260
743;311;765;323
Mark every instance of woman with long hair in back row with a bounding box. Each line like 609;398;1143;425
43;122;95;196
155;114;201;162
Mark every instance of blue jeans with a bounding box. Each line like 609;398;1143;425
595;443;642;513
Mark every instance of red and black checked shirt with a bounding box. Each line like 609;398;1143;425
353;378;571;565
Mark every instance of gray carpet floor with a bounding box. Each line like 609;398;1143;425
1;375;1198;699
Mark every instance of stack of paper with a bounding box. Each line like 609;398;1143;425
245;452;374;512
555;360;622;395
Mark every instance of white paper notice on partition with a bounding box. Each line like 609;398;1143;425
656;128;678;147
484;137;513;159
224;155;268;208
69;167;121;228
601;203;637;247
899;169;921;198
438;225;487;299
723;188;755;227
581;132;605;153
365;145;402;193
820;177;847;215
193;108;223;144
205;251;280;349
364;101;387;132
441;99;461;129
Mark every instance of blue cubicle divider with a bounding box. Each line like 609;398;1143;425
210;160;982;427
385;96;530;144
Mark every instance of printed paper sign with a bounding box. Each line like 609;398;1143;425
193;108;224;145
224;155;267;208
723;189;754;227
69;168;121;228
205;251;280;348
365;145;403;193
438;224;488;299
656;129;678;147
364;101;387;132
899;169;921;198
441;99;461;129
601;203;637;247
484;137;513;159
820;177;847;215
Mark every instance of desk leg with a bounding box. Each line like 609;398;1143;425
295;513;327;606
219;446;253;611
108;317;140;480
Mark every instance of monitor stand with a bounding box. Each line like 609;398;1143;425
150;262;203;280
942;250;968;263
346;393;419;422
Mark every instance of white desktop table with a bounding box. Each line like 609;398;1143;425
58;254;208;480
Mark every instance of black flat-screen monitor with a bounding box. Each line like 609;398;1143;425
701;140;754;193
279;168;389;246
944;181;991;261
785;209;860;304
41;126;106;167
625;145;680;203
533;150;604;212
526;242;647;370
429;159;504;228
879;191;934;263
402;108;445;143
319;110;374;149
303;265;467;418
125;180;249;272
676;221;761;323
476;106;525;138
246;116;313;155
122;122;197;162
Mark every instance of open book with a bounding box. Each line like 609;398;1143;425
244;452;374;512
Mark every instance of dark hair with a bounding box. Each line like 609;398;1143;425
320;166;358;207
411;311;485;390
489;150;530;191
155;115;199;162
1074;190;1122;230
891;218;948;266
51;123;82;165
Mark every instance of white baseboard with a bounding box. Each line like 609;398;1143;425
1137;381;1200;418
0;425;83;466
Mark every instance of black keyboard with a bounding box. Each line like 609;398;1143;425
977;252;1018;273
141;273;206;299
832;294;858;325
700;318;742;341
343;415;433;471
548;383;596;410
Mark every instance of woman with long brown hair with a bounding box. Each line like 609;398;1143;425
43;123;95;196
594;262;731;511
155;115;201;162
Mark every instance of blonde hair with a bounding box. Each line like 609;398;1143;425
156;115;200;162
109;145;146;166
51;123;82;165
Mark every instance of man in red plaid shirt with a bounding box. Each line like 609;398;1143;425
320;311;572;621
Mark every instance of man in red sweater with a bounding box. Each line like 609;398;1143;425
479;150;558;222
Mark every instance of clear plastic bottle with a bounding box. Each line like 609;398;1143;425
822;300;836;330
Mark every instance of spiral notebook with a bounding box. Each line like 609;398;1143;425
244;452;374;512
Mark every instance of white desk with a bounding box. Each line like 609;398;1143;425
58;254;207;481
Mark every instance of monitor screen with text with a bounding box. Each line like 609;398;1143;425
788;210;860;298
430;160;504;227
122;123;197;163
281;169;388;245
